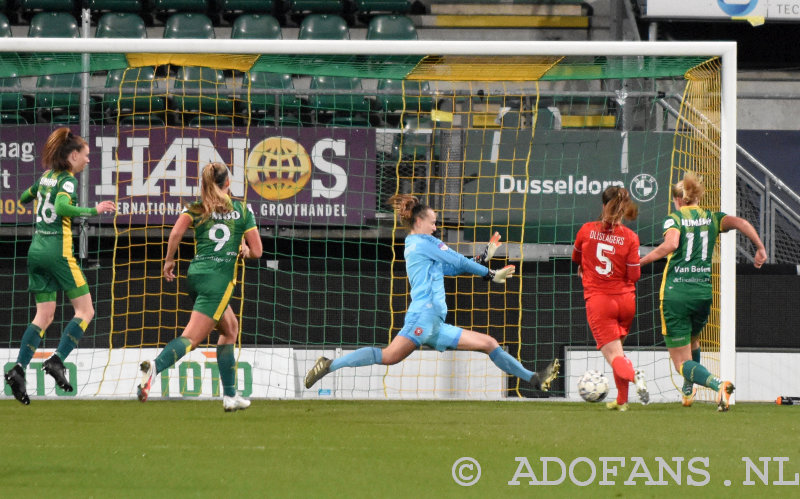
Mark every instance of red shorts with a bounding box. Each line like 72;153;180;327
584;292;636;350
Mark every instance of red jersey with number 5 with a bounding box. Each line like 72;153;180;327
572;221;641;298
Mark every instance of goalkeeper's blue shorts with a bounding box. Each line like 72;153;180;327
398;311;462;352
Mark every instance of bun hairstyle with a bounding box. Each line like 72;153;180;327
190;162;232;223
387;194;431;230
42;128;87;172
600;186;638;227
672;172;704;205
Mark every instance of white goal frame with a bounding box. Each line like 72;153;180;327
0;38;737;396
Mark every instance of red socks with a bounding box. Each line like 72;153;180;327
612;356;635;404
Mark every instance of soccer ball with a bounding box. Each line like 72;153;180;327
577;370;609;402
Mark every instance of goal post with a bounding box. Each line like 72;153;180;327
0;38;736;401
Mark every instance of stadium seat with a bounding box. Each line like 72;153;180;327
245;71;302;119
0;113;28;125
0;77;27;115
163;13;215;38
20;0;74;15
231;13;281;39
188;115;234;127
220;0;274;22
34;72;82;122
298;13;349;40
87;0;144;14
290;0;343;16
28;12;79;37
376;78;433;115
153;0;209;22
393;115;433;158
308;75;371;124
95;13;147;38
366;14;416;40
0;13;10;37
102;67;165;123
172;66;236;120
355;0;410;15
119;114;165;126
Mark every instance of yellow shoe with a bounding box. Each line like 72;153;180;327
606;400;629;412
717;381;735;412
682;386;697;407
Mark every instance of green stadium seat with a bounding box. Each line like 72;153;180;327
376;78;433;114
393;115;433;159
290;0;343;16
0;77;27;114
0;13;10;37
366;14;416;40
245;72;301;119
21;0;75;14
298;13;349;39
87;0;144;14
28;12;79;37
220;0;274;20
231;14;281;39
356;0;410;15
172;66;236;119
0;113;28;125
119;114;166;126
153;0;209;20
308;75;371;124
188;115;234;127
102;67;165;124
163;13;215;38
256;114;303;127
95;13;147;38
35;72;82;122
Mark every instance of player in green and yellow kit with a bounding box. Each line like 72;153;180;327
640;173;766;411
4;128;116;405
136;162;262;411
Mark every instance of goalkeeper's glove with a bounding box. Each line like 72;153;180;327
484;264;515;284
474;231;502;266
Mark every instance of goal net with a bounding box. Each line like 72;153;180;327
0;39;735;401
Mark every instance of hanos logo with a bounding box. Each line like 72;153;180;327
629;173;658;202
246;137;312;201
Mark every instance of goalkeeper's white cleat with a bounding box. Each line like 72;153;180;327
137;360;155;403
223;394;251;412
304;357;332;389
634;369;650;405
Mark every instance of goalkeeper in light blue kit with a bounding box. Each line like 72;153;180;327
304;194;559;390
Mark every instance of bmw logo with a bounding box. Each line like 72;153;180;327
630;173;658;202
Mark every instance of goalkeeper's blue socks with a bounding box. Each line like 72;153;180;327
55;318;87;360
680;360;721;392
217;343;237;397
330;347;382;372
155;337;192;374
489;347;534;382
15;323;43;368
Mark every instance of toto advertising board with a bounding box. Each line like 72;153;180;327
0;125;376;226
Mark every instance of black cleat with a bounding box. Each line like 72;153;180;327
304;357;332;389
42;355;73;392
5;365;30;405
531;358;560;392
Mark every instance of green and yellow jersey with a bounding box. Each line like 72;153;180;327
659;206;727;301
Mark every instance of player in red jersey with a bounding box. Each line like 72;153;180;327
572;186;649;410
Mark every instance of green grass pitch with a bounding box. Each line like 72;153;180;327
1;400;798;498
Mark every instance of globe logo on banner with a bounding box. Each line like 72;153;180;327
717;0;759;16
246;137;312;201
630;173;658;202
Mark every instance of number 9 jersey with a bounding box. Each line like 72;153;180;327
572;221;641;299
182;199;257;280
